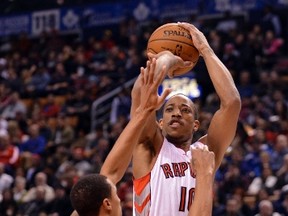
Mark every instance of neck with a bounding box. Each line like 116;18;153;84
166;136;192;152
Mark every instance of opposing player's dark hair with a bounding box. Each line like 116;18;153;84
70;174;112;216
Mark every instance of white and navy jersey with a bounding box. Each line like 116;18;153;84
133;138;204;216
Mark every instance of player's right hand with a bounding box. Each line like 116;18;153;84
147;51;194;78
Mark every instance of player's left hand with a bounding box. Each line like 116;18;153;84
190;144;215;176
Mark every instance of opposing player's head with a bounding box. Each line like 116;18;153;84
159;93;199;144
70;174;121;216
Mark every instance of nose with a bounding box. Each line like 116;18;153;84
172;108;181;117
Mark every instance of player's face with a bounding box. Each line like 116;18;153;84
108;179;122;216
160;95;198;142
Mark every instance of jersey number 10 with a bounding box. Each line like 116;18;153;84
179;187;195;212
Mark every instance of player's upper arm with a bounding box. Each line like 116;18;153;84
206;97;241;170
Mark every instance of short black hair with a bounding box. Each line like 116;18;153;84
70;174;112;216
162;93;199;119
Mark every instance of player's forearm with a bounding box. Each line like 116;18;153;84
201;48;240;108
130;55;170;142
131;54;170;118
100;112;150;184
189;174;214;216
131;74;142;118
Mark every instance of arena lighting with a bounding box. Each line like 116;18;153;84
158;74;202;100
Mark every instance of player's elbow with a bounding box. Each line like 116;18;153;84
100;168;120;185
223;90;241;112
131;75;142;96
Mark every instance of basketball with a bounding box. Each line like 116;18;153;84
147;23;199;75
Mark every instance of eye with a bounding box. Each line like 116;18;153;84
181;107;191;113
165;107;173;112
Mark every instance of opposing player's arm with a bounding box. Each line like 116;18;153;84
188;146;215;216
179;23;241;170
101;59;171;184
130;70;159;145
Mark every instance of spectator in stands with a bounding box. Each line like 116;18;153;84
0;83;10;112
0;58;8;81
25;64;51;97
58;145;92;178
242;138;263;178
236;70;255;99
65;89;91;133
20;185;48;216
0;188;18;216
261;5;282;37
0;162;13;195
220;196;246;216
48;114;75;148
276;189;288;215
270;134;288;173
219;163;249;198
44;184;73;216
247;165;277;196
255;199;281;216
7;120;26;146
24;154;43;188
110;88;131;125
12;176;27;203
107;121;125;149
87;124;106;149
89;137;110;170
262;30;284;68
19;123;46;155
221;43;241;75
5;67;23;93
0;130;19;169
0;92;26;120
276;153;288;190
22;172;55;203
46;62;71;95
40;94;61;118
234;33;256;72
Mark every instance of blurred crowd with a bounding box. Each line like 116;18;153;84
0;5;287;216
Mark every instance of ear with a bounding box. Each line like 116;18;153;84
158;119;163;130
193;120;200;132
103;198;112;211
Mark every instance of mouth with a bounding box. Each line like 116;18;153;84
169;119;183;127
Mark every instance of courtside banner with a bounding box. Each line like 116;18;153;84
31;9;60;36
0;0;287;37
0;14;30;36
60;8;81;32
80;3;126;28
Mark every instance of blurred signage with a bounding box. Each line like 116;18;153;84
81;3;125;28
61;8;80;31
158;75;202;100
32;9;60;35
0;14;30;36
0;0;287;37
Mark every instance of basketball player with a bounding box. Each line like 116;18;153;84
70;59;215;216
130;23;241;216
